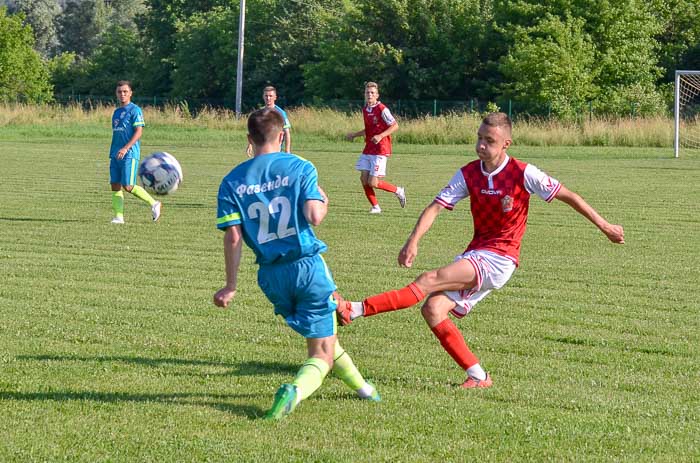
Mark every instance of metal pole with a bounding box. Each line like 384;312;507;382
235;0;246;118
674;70;681;158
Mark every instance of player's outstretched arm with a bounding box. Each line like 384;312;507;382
371;121;399;145
304;186;329;226
399;201;444;267
283;128;291;153
346;129;364;141
555;186;625;244
117;126;143;160
214;225;243;307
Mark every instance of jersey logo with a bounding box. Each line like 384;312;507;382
501;195;514;212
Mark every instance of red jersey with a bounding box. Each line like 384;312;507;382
434;155;561;265
362;102;396;156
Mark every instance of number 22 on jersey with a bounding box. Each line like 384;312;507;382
247;196;297;244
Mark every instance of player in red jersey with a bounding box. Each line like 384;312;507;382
346;82;406;213
338;112;625;388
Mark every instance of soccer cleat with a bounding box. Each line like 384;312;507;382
369;205;382;214
395;186;406;208
151;201;162;222
336;299;354;326
111;217;125;224
461;373;493;389
360;382;381;402
264;384;298;420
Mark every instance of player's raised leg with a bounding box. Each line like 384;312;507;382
337;258;477;325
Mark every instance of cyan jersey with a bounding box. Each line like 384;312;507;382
110;103;145;159
216;152;327;265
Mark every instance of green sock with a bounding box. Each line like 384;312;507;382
292;357;330;403
332;341;367;391
112;191;124;218
129;185;156;206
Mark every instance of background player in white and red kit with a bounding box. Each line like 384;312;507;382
346;82;406;213
338;112;625;388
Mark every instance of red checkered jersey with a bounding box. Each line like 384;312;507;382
434;155;561;265
362;102;396;156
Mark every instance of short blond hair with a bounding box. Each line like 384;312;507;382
364;81;379;91
262;86;277;94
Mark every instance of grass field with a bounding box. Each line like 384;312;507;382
0;124;698;462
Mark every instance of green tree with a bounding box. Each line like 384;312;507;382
0;7;53;102
9;0;61;57
56;0;109;58
500;14;597;117
304;0;488;101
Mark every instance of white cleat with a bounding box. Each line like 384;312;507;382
395;186;406;208
369;205;382;214
151;201;162;221
111;216;125;224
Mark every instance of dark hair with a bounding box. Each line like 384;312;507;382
116;80;132;90
482;112;512;135
248;108;284;146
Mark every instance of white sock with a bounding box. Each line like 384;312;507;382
467;364;486;381
349;301;364;320
356;382;374;398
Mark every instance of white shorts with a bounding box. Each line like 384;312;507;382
444;250;516;319
355;154;388;177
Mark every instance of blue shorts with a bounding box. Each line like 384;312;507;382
258;254;338;339
110;157;139;186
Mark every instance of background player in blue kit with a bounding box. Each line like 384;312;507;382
109;80;161;224
246;86;291;157
214;108;378;420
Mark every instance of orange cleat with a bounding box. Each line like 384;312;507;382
461;373;493;389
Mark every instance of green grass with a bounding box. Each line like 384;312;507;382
0;125;698;462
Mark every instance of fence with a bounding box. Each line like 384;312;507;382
53;94;660;120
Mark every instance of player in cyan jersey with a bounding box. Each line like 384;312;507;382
347;82;406;214
215;108;379;420
246;86;291;156
109;80;161;224
338;112;625;388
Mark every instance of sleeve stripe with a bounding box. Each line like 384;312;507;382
545;183;562;202
435;197;454;210
217;212;241;224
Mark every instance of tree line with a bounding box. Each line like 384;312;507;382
2;0;700;117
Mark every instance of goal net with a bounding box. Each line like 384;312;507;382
674;70;700;157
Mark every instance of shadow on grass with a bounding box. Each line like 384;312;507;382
0;390;265;420
0;217;81;223
18;354;298;377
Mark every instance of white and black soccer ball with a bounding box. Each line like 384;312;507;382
138;152;183;195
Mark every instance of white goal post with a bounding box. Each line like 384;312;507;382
674;70;700;158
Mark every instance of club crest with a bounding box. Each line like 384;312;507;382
501;195;514;212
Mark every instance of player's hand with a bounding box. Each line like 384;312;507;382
398;241;418;268
213;287;236;308
116;148;127;160
603;224;625;244
371;135;382;144
345;132;355;141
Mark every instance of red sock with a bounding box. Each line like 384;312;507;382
376;180;397;193
363;283;425;316
363;185;378;206
430;318;479;370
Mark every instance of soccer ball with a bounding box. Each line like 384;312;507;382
138;152;183;195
